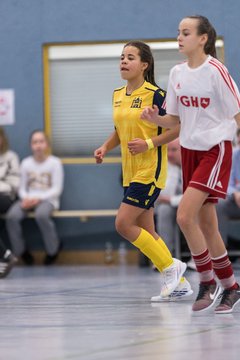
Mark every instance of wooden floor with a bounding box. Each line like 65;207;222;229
1;264;240;360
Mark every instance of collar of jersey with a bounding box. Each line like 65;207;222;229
125;81;147;96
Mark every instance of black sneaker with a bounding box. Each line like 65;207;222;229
21;250;35;266
44;242;62;266
192;283;222;312
0;250;18;278
215;285;240;314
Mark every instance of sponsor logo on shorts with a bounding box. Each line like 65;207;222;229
216;181;223;188
126;196;139;203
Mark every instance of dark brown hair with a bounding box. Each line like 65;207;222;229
185;15;217;58
0;127;9;154
124;41;158;86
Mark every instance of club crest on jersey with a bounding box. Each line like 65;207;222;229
200;98;210;109
130;97;142;108
178;95;210;108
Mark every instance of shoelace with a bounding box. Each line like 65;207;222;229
219;289;232;305
196;284;210;300
162;267;176;284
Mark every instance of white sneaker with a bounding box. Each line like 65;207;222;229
160;258;187;298
151;277;193;302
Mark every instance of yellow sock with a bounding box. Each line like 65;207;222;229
133;228;173;272
156;237;184;281
156;237;172;258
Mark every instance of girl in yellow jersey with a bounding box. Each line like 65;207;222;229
94;41;192;300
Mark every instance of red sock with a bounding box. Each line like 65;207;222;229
212;252;237;289
192;249;215;285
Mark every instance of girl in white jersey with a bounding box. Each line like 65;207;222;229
141;15;240;314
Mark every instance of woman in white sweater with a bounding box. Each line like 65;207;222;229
6;130;64;266
0;127;19;277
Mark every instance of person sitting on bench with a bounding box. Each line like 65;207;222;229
6;130;64;265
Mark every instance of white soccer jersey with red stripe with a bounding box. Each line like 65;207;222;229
166;55;240;150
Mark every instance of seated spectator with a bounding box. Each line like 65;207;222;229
216;130;240;247
6;130;64;265
0;127;19;277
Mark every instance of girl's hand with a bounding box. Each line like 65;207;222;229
94;146;107;164
128;138;148;155
141;105;160;124
21;199;32;209
21;198;40;209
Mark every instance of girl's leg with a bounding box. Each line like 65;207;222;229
136;207;172;258
199;201;240;313
138;207;192;300
136;207;157;238
199;202;226;257
116;203;186;297
115;202;144;241
177;188;221;311
6;201;27;257
177;187;208;254
34;201;60;256
199;203;238;290
116;203;172;269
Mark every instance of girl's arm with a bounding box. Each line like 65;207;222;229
152;124;180;147
128;124;180;155
141;104;180;128
94;130;120;163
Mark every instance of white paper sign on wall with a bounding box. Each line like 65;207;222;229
0;89;15;125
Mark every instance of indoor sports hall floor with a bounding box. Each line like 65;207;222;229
1;265;240;360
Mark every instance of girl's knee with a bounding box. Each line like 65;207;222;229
115;216;127;236
177;209;193;231
115;216;134;240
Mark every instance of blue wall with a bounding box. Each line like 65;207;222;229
0;0;240;248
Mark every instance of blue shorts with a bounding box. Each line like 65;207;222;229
123;182;161;209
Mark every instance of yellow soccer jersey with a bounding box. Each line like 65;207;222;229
113;81;167;188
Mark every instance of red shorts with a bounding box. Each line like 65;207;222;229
181;141;232;203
